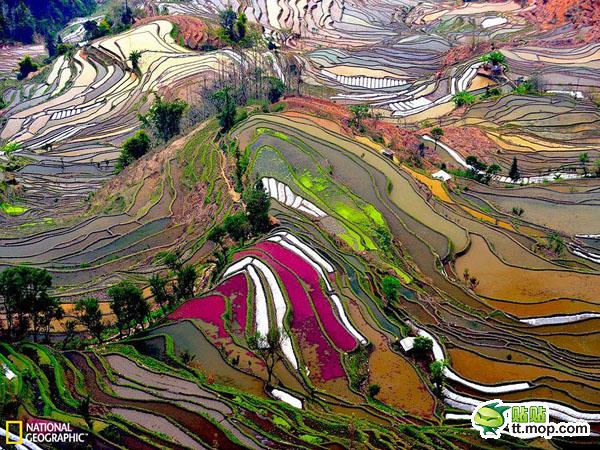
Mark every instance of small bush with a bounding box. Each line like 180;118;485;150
368;384;381;398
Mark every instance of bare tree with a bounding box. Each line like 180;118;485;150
248;327;284;386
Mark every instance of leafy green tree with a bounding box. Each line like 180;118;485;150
266;76;285;103
594;158;600;177
381;276;402;304
244;177;271;234
412;336;433;356
61;320;78;350
108;280;148;334
79;395;93;430
14;1;35;43
218;7;238;42
481;51;506;65
145;96;188;141
149;274;172;313
74;298;105;343
374;226;391;250
466;155;487;171
235;12;247;41
175;265;197;301
83;20;100;40
223;212;251;242
0;266;61;342
207;225;226;246
17;55;38;79
45;33;57;58
348;104;370;130
212;87;237;132
487;163;501;175
508;156;520;181
115;130;150;173
579;152;589;174
129;50;142;71
233;143;245;192
37;292;63;342
98;18;111;36
452;91;475;107
123;130;150;159
430;359;448;394
121;2;134;25
160;251;181;272
218;7;250;44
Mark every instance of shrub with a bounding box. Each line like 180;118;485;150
452;91;475;107
368;384;381;398
145;97;188;141
17;55;38;79
115;130;150;173
413;336;433;355
481;51;506;65
481;87;502;99
266;76;286;103
466;155;487;171
382;276;402;304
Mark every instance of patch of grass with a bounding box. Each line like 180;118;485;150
0;202;27;216
273;416;291;429
300;434;323;444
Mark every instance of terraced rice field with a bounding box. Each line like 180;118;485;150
2;0;600;448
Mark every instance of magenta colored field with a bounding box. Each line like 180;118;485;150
255;241;357;352
234;247;346;381
215;273;249;335
169;295;229;339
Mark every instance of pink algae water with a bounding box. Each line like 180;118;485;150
169;295;228;339
234;245;347;381
255;241;357;352
215;273;249;334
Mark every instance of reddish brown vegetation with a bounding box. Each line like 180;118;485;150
282;96;419;158
431;126;501;162
439;42;492;75
134;15;219;49
524;0;600;40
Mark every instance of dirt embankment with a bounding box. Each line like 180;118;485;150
438;42;493;76
431;126;502;162
523;0;600;40
282;96;420;159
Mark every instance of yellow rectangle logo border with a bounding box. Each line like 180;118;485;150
5;421;23;445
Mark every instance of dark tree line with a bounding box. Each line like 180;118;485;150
0;266;63;342
0;0;96;43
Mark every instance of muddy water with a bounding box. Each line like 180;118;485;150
148;320;265;396
448;348;600;403
456;234;600;312
347;301;436;417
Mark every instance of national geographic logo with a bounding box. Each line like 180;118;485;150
5;421;23;445
4;420;88;445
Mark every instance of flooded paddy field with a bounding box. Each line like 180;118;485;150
2;1;600;448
